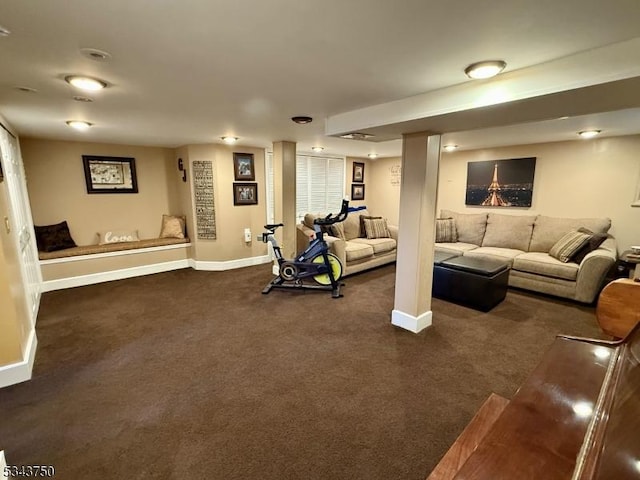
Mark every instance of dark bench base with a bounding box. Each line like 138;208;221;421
433;255;510;311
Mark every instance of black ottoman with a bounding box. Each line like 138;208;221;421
433;256;510;311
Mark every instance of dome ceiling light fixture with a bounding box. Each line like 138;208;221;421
578;130;601;139
80;47;112;62
65;75;107;91
291;116;313;124
311;146;324;152
443;144;458;152
0;25;11;37
221;136;239;144
66;120;93;131
367;153;378;159
464;60;507;79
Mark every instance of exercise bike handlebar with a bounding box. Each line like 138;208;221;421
313;199;350;226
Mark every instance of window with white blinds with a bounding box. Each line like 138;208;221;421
265;153;345;223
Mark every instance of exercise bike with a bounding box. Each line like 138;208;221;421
261;199;349;298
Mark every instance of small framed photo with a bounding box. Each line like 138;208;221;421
82;155;138;194
233;152;255;181
233;182;258;205
351;183;365;201
352;161;365;183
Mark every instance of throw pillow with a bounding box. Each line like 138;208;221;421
359;215;382;237
570;227;608;263
98;229;140;245
330;222;346;240
435;218;457;243
160;214;186;239
549;229;592;263
34;221;77;252
363;218;390;239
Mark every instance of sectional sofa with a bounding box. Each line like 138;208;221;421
436;210;617;304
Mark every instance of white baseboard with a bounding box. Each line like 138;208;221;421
190;254;271;271
0;328;38;388
391;309;432;333
1;451;7;479
41;259;190;292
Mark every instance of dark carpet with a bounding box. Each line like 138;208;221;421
0;264;604;479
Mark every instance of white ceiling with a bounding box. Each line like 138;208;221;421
1;0;640;157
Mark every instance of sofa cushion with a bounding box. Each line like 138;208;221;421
512;252;579;281
549;229;592;263
363;218;390;239
463;246;524;266
359;214;381;237
351;237;396;255
436;218;457;243
482;213;536;251
345;241;374;262
303;213;319;229
343;209;368;240
441;210;487;246
330;222;346;240
160;214;186;239
529;216;611;252
435;242;479;256
570;228;608;264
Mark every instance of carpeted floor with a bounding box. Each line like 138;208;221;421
0;264;604;479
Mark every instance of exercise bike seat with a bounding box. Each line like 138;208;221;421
264;223;284;230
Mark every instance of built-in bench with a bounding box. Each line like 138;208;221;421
39;238;192;291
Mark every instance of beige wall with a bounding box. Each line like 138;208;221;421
436;135;640;252
367;156;402;225
21;139;182;246
187;143;268;262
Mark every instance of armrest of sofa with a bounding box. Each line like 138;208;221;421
388;224;399;241
325;236;347;267
575;237;618;303
296;224;315;253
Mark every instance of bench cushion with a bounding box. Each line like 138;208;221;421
39;237;189;260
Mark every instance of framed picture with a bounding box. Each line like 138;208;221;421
233;182;258;205
351;183;365;201
352;161;365;183
465;157;536;207
233;152;255;181
82;155;138;194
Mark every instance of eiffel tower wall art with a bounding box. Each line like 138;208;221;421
465;157;536;208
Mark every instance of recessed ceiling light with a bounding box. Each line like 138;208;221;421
221;136;238;144
578;130;601;139
340;132;375;140
367;153;378;159
291;116;313;124
73;95;94;102
464;60;507;79
311;146;324;152
80;47;112;62
557;116;569;120
15;86;38;93
0;25;10;37
443;144;458;152
66;120;92;131
65;75;107;91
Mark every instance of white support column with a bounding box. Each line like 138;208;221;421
272;141;297;259
392;132;441;333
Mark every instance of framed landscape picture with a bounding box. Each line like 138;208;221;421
82;155;138;194
465;157;536;207
233;152;255;181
